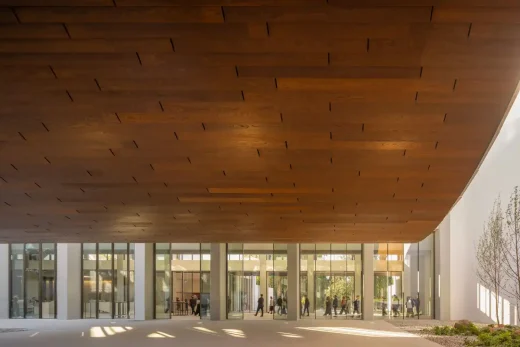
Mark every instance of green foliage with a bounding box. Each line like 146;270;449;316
453;320;480;336
429;321;520;346
432;325;455;336
374;275;394;299
314;275;354;309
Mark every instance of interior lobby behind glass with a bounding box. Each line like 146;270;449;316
373;238;434;320
227;243;288;320
154;243;211;319
300;244;363;320
81;243;134;319
9;243;56;319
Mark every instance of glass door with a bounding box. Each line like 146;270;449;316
374;272;389;318
200;243;211;320
273;244;288;320
227;243;244;320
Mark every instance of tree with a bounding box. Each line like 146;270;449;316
476;198;507;324
374;275;394;300
501;186;520;322
325;276;354;300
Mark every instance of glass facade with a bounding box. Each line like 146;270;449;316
81;243;134;319
153;243;211;319
226;243;289;320
3;239;436;321
9;243;56;319
300;243;363;319
373;237;435;320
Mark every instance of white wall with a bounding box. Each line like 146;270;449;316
444;91;520;323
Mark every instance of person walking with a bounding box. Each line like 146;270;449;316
195;295;201;317
277;296;283;315
324;296;332;316
303;295;310;316
269;296;274;314
184;298;189;315
353;296;360;315
406;297;414;317
339;296;347;315
176;297;181;314
392;294;400;317
332;295;339;317
415;296;421;317
190;295;196;315
254;294;264;317
164;296;170;313
346;296;352;315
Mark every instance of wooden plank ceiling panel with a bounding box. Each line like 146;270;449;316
0;0;517;243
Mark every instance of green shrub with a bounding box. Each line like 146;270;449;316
466;328;520;347
433;325;454;336
453;320;479;336
428;321;520;346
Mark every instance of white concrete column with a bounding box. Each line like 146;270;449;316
210;243;226;320
57;243;81;320
0;244;9;319
135;243;153;320
363;244;374;320
287;243;300;321
435;216;451;321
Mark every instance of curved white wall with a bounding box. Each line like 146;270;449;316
444;91;520;323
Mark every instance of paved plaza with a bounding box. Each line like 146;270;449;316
0;318;442;347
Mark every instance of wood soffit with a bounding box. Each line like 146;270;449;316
0;0;519;243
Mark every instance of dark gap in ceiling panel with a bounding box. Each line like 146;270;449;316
49;65;58;79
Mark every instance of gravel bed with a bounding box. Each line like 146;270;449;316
388;320;476;347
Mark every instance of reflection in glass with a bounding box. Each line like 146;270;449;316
24;244;40;319
9;243;56;319
300;244;314;319
403;235;434;319
10;244;24;318
273;244;288;321
227;243;244;320
200;243;211;319
154;243;170;319
113;243;128;318
81;243;134;319
97;243;113;319
299;243;363;320
82;243;97;319
348;243;363;319
129;243;135;318
41;243;56;319
153;243;205;319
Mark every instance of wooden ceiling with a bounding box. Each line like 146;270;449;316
0;0;518;243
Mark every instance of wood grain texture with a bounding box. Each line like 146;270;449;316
0;0;517;243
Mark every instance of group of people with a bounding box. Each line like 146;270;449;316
380;295;421;317
254;294;288;317
405;296;421;317
165;295;205;316
322;295;361;317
